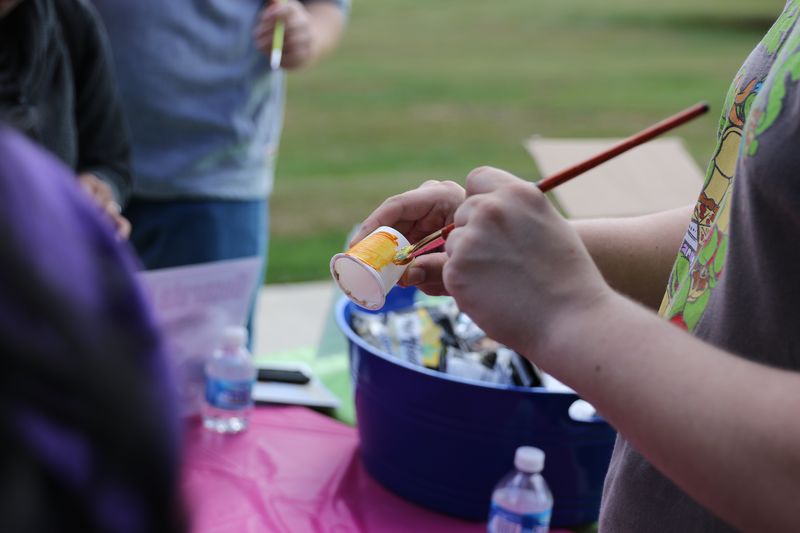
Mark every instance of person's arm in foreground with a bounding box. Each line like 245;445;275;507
446;167;800;532
571;206;691;309
254;0;347;70
354;168;800;531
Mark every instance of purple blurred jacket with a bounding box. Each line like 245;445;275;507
0;124;182;532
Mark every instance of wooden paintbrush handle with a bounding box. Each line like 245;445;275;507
536;101;709;193
410;102;709;257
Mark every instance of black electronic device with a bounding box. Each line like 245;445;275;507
256;367;311;385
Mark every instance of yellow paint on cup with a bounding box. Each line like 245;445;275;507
345;231;399;271
330;226;411;311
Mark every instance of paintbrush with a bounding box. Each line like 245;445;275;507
394;101;710;264
270;0;287;70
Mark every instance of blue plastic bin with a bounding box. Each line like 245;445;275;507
336;295;616;527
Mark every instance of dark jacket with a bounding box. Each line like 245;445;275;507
0;0;132;204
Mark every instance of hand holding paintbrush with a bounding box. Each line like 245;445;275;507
392;102;709;264
254;0;316;70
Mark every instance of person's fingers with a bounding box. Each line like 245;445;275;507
87;186;112;205
97;187;114;205
104;201;122;216
398;253;449;296
267;1;291;20
350;190;435;246
114;214;132;240
415;278;450;297
465;166;528;196
285;32;311;50
445;198;504;272
270;1;305;47
254;24;275;46
253;15;278;47
255;9;276;31
282;0;305;19
253;2;288;41
350;181;464;246
284;12;307;33
452;194;481;229
79;175;116;205
283;39;312;66
443;225;464;258
267;4;310;67
398;253;444;285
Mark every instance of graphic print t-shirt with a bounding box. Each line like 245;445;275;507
601;2;800;531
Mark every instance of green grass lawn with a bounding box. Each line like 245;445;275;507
266;0;786;283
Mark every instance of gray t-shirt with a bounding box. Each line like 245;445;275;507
600;1;800;530
92;0;349;201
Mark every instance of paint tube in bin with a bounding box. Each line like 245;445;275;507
387;310;423;366
351;308;393;356
506;348;543;387
386;307;443;369
351;298;544;389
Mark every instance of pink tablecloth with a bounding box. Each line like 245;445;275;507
183;406;491;533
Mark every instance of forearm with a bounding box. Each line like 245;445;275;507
572;205;691;309
306;1;346;63
536;294;800;532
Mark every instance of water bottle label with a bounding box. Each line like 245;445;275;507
488;503;551;533
205;377;253;410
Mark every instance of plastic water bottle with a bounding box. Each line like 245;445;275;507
202;326;256;434
488;446;553;533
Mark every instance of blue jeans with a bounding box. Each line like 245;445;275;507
125;198;269;344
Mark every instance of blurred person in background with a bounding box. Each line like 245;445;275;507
92;0;349;340
0;0;132;239
351;1;800;531
0;123;183;532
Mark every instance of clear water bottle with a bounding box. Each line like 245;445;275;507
202;326;256;434
488;446;553;533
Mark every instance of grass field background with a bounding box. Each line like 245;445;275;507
267;0;786;283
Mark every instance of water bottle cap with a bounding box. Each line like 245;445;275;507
514;446;545;473
221;326;248;350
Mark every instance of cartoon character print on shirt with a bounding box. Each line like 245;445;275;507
659;1;799;330
745;30;800;158
658;79;757;330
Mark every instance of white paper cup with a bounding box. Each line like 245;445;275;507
330;226;411;311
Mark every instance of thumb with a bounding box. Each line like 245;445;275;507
465;166;525;196
399;252;449;296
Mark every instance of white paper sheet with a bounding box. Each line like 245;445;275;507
138;257;263;416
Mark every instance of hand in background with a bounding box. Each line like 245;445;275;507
78;173;131;240
254;0;315;70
